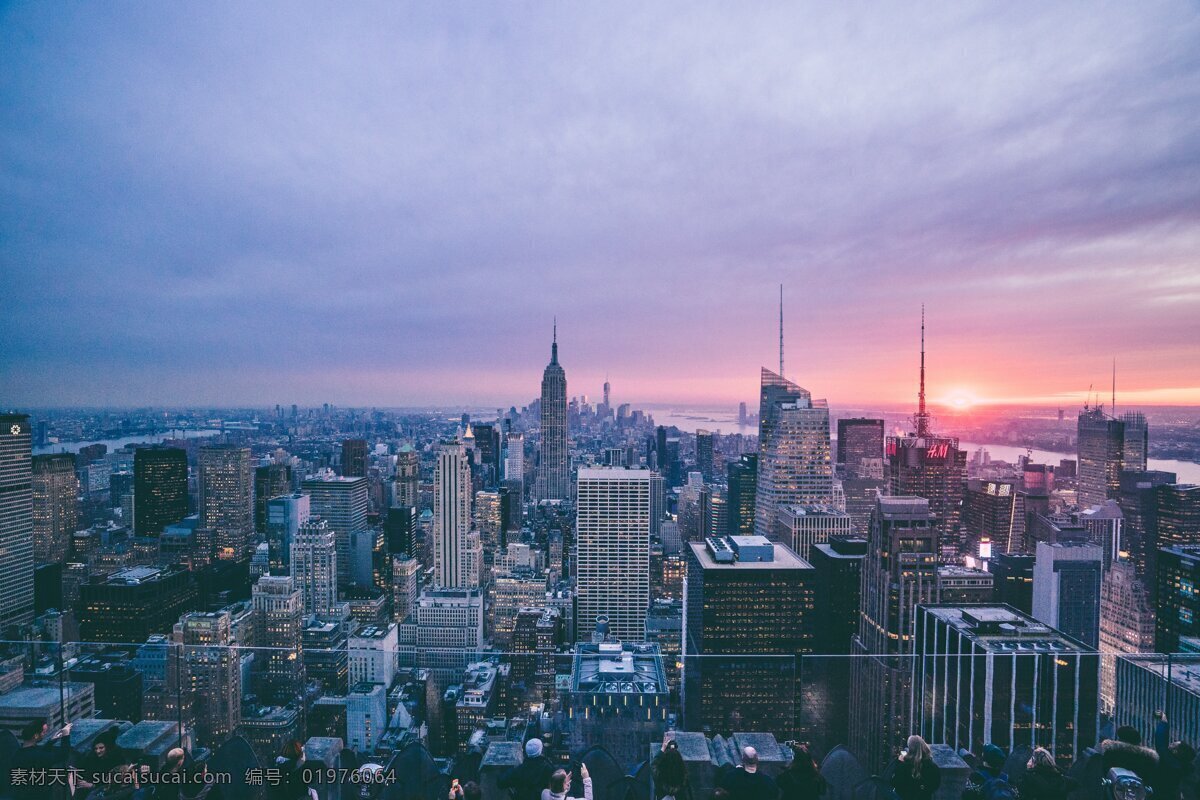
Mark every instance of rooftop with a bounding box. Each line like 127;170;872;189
572;641;666;695
691;539;811;571
922;604;1088;652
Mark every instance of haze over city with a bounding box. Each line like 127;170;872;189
3;3;1200;408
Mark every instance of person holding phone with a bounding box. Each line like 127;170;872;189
653;734;687;800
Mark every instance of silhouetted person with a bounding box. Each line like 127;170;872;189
1018;747;1075;800
889;736;940;800
777;743;825;800
962;744;1018;799
1101;726;1160;792
652;735;688;800
499;739;555;800
717;747;778;800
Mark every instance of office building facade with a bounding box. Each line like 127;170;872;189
575;467;651;641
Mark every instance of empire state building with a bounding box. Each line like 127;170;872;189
537;322;569;501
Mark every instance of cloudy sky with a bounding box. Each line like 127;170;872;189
2;3;1199;409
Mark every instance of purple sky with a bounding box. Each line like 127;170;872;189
2;4;1199;409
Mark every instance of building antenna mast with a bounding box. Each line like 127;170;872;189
778;284;785;379
1112;358;1116;417
916;304;931;437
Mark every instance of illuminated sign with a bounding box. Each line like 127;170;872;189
926;442;950;460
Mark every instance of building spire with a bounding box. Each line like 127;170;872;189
916;304;931;437
779;284;785;378
551;317;558;365
1112;357;1116;416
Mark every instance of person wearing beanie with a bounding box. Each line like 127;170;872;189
962;744;1017;800
499;738;555;800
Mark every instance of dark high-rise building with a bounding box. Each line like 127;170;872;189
849;496;938;772
685;535;815;740
385;505;417;558
914;605;1099;765
991;552;1036;614
1077;406;1149;509
1117;470;1176;581
69;652;144;722
78;565;199;643
32;453;78;564
340;438;368;478
471;423;502;487
254;463;293;533
1153;484;1200;583
695;430;715;483
200;445;254;562
1156;545;1200;653
133;446;189;538
837;418;884;477
1033;540;1103;650
886;313;967;560
0;414;34;630
962;479;1019;557
807;536;867;751
537;323;569;501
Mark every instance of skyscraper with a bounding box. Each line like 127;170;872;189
754;369;833;538
990;552;1036;614
471;423;502;488
180;611;241;746
1032;540;1103;650
302;474;368;589
133;446;188;538
393;445;420;508
1152;483;1200;586
254;463;293;533
537;322;569;501
576;467;651;641
199;445;254;562
886;315;966;560
1077;406;1149;509
726;453;757;536
251;575;305;704
290;517;338;616
434;441;472;588
913;605;1098;764
684;535;815;740
1;414;35;629
266;492;310;571
31;453;77;564
836;418;884;477
340;438;369;478
849;496;938;772
1156;544;1200;653
695;429;715;482
1099;559;1155;713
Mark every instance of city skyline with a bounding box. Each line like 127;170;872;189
3;5;1200;408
